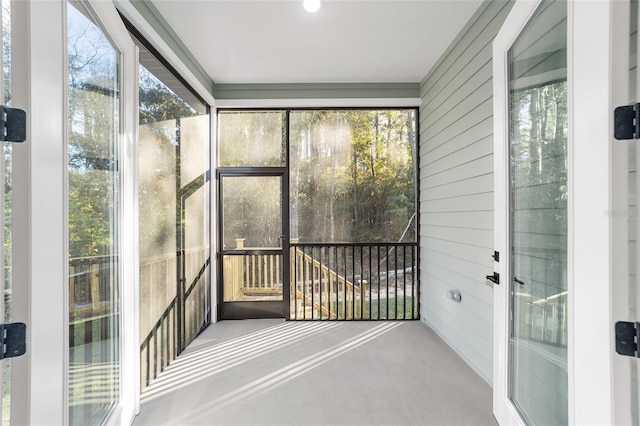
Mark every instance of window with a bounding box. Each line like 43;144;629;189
133;33;211;389
67;3;120;423
290;109;417;243
217;108;419;320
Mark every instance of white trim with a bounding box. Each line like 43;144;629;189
609;0;632;423
12;1;140;423
85;1;141;423
570;1;614;424
11;0;67;423
112;0;215;108
210;106;218;323
214;98;422;109
492;1;541;425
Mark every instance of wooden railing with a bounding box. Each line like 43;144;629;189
222;238;282;301
69;255;116;322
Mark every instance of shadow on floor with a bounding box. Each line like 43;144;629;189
134;319;497;426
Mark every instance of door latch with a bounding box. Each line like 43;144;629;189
615;321;640;357
486;272;499;285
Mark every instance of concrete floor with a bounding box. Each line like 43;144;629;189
133;320;497;426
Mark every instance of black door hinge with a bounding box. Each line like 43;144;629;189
0;322;26;359
615;103;640;140
492;251;500;262
616;321;640;357
1;106;26;143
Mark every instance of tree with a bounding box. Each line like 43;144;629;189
287;109;417;243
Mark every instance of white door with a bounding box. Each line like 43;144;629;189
493;1;569;424
65;2;139;424
10;1;138;423
495;1;634;424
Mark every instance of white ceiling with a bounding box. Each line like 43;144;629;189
150;0;483;85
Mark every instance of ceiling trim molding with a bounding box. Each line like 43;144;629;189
213;83;420;100
214;97;422;109
115;0;215;103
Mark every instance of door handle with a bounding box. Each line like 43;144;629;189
514;277;525;285
486;272;499;285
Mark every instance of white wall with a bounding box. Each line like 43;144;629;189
419;0;513;384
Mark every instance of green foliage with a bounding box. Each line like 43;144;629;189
139;66;196;125
218;111;286;167
289;110;417;243
67;6;119;259
219;109;417;246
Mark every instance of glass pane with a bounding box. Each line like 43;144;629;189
184;182;210;337
508;1;568;424
137;41;210;388
218;111;286;167
289;110;417;243
222;176;282;249
222;176;283;302
138;114;177;340
67;3;119;424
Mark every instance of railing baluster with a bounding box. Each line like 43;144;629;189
293;247;297;320
351;244;355;320
385;246;389;320
402;245;407;320
343;246;347;320
394;244;398;320
360;246;364;320
318;246;323;320
368;245;372;320
303;246;308;320
413;245;417;319
311;246;315;320
145;341;150;387
287;242;417;322
377;245;381;320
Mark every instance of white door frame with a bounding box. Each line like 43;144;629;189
610;0;638;424
493;1;615;424
11;1;139;424
569;1;615;424
492;2;541;424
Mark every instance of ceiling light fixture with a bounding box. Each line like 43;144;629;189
303;0;323;13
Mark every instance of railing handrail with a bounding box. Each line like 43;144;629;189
69;254;117;266
291;242;417;248
141;246;209;265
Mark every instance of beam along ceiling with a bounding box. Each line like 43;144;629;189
149;0;484;85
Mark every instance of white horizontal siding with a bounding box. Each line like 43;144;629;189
421;191;493;213
424;236;494;267
419;0;514;384
422;173;493;201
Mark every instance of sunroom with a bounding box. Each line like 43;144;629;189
2;0;637;425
